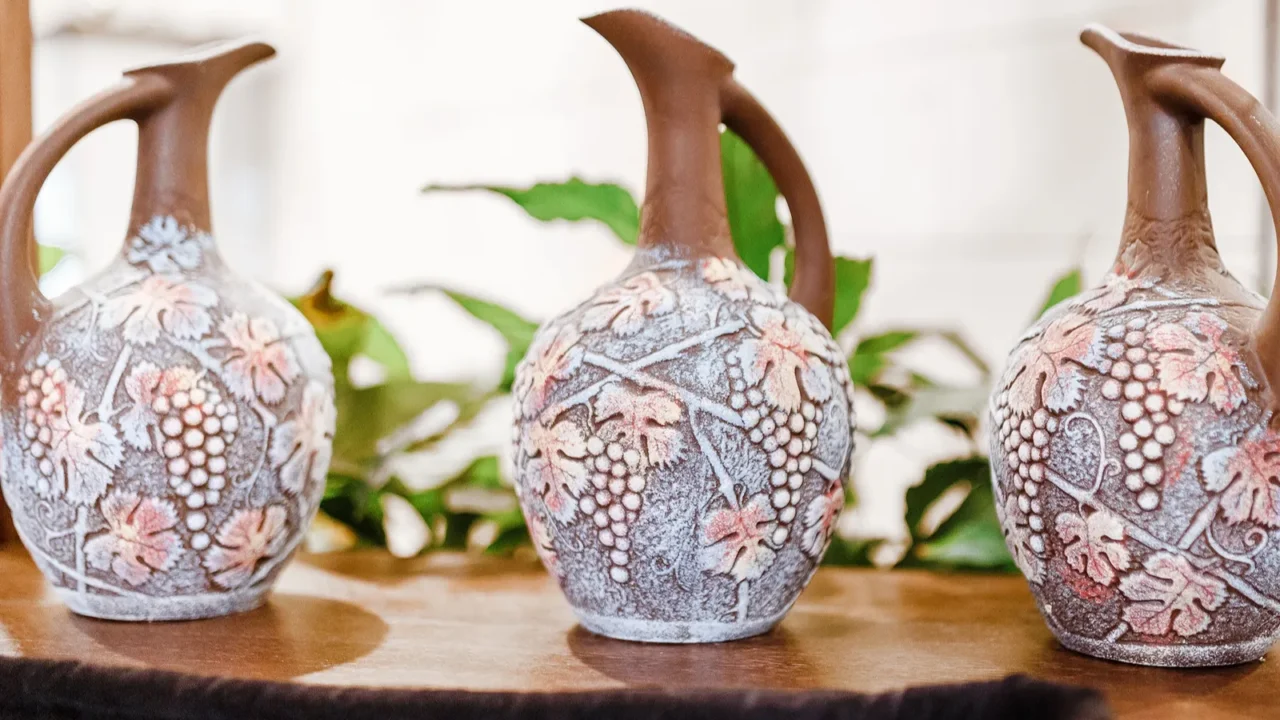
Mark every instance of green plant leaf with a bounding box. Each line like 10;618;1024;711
721;130;783;279
911;462;1014;571
855;330;917;356
1037;268;1083;318
439;289;539;392
423;179;640;245
333;380;475;466
38;245;65;275
292;270;413;384
821;536;879;566
903;456;988;540
784;253;873;336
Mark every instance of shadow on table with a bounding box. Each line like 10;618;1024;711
567;624;821;689
69;593;388;681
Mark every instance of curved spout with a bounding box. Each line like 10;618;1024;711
583;10;735;259
124;39;276;235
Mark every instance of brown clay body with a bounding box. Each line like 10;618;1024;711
0;42;335;621
990;25;1280;666
511;11;853;643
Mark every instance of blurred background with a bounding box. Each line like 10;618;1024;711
22;0;1280;548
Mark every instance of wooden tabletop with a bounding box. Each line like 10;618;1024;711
0;547;1271;719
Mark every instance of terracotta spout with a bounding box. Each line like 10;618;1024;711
125;40;275;235
583;10;735;261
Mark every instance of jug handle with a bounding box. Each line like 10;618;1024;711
720;79;835;330
0;75;172;367
1147;65;1280;402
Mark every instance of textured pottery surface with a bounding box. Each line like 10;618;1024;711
990;25;1280;666
513;254;854;642
511;10;851;642
1;218;334;621
0;42;335;621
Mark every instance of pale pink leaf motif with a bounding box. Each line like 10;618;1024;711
528;512;561;579
733;305;833;411
269;381;336;495
99;275;217;345
999;494;1044;583
1056;508;1131;586
515;324;583;418
523;418;589;522
1201;427;1280;526
580;271;676;336
592;382;684;468
1001;313;1102;416
1148;312;1254;414
45;383;124;505
801;481;843;558
1119;552;1226;637
203;505;290;589
700;494;778;582
700;257;781;304
220;313;301;404
119;362;200;450
84;490;183;586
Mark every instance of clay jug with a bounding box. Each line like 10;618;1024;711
990;24;1280;666
512;10;854;643
0;41;335;621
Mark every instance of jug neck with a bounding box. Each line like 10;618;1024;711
1113;100;1221;273
584;10;735;263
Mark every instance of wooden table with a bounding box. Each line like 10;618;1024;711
0;547;1270;719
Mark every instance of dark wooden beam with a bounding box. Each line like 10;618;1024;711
0;0;32;544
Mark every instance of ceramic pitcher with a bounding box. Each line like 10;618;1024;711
0;41;335;621
990;24;1280;666
511;10;855;643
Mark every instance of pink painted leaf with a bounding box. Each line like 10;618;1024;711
733;305;833;411
219;313;301;404
523;418;589;522
203;505;290;589
580;271;676;336
119;362;199;450
269;381;336;495
46;383;124;505
699;493;777;582
1056;508;1131;587
1148;312;1254;414
1201;427;1280;526
801;480;843;558
516;324;583;418
99;275;217;345
1002;313;1102;416
84;490;183;586
1119;552;1226;637
998;494;1044;583
592;382;684;468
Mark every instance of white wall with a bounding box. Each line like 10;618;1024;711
26;0;1276;537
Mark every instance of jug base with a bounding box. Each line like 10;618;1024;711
575;609;781;644
1053;625;1273;667
55;585;269;622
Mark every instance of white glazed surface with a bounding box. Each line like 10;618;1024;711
512;255;855;642
1;216;335;621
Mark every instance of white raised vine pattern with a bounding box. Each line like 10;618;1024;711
3;215;334;609
513;256;855;619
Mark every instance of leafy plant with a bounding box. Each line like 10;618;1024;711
311;128;1076;572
